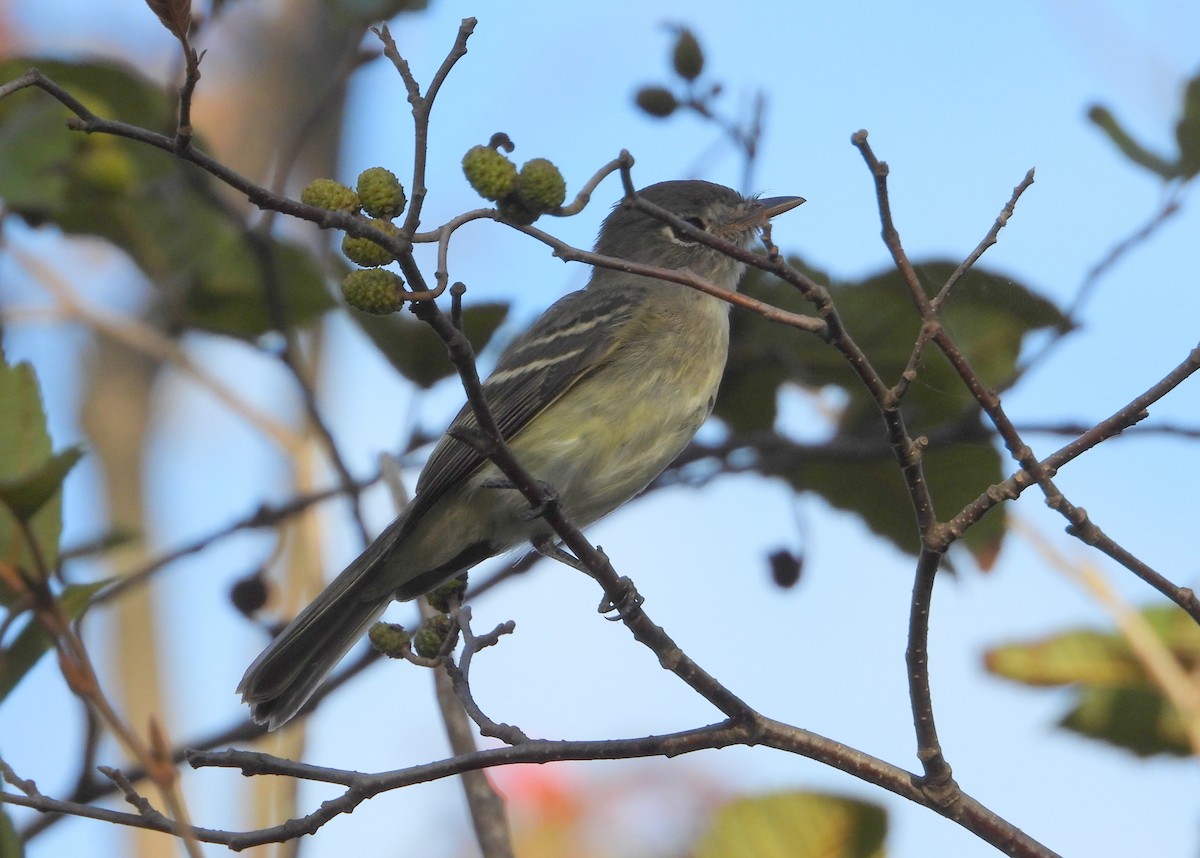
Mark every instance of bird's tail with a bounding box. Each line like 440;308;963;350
237;519;405;730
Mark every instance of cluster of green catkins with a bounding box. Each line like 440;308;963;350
365;578;466;661
302;167;409;315
304;149;566;316
461;144;567;224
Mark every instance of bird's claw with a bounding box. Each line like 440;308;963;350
518;480;559;520
531;535;587;572
481;478;559;522
598;577;644;620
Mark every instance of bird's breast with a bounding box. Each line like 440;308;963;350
503;288;730;525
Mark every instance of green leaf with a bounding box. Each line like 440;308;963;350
985;604;1200;688
1142;602;1200;662
1087;104;1180;179
984;628;1150;687
692;791;887;858
0;58;175;221
0;58;335;339
0;445;84;522
182;229;336;339
717;258;831;433
0;349;62;581
0;580;109;702
1060;685;1189;757
985;603;1199;757
1174;73;1200;178
721;259;1065;566
353;302;510;388
837;261;1068;429
0;806;23;858
0;88;76;217
765;424;1004;566
727;259;1068;432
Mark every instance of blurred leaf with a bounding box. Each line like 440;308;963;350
0;89;76;218
353;302;510;388
985;628;1150;687
1060;685;1189;757
715;353;783;432
693;791;886;858
766;424;1004;565
0;58;173;146
1144;602;1200;660
718;258;831;433
837;261;1067;429
0;58;334;339
0;57;172;217
985;604;1200;687
1089;71;1200;180
1087;105;1180;179
725;258;1069;431
1174;73;1200;178
0;806;22;858
985;604;1199;757
0;349;63;582
0;580;109;702
0;445;84;523
722;259;1064;565
183;228;335;339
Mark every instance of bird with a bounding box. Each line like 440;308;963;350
238;179;804;729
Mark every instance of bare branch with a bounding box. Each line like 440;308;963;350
932;168;1036;311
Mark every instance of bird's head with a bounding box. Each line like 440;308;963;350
595;179;804;285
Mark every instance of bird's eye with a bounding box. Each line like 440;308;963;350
671;216;707;242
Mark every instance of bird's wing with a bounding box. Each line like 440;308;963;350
409;284;643;516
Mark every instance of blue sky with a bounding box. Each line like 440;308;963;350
2;2;1199;857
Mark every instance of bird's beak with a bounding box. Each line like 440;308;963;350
729;194;806;230
756;195;806;220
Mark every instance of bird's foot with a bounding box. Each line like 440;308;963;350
598;577;644;620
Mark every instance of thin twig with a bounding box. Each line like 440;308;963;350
848;131;1020;796
517;211;827;335
931;169;1036;311
936;328;1200;621
427;605;517;858
375;18;477;238
946;343;1200;564
378;436;516;858
443;609;527;745
905;548;955;798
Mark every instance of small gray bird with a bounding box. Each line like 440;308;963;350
238;180;803;729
